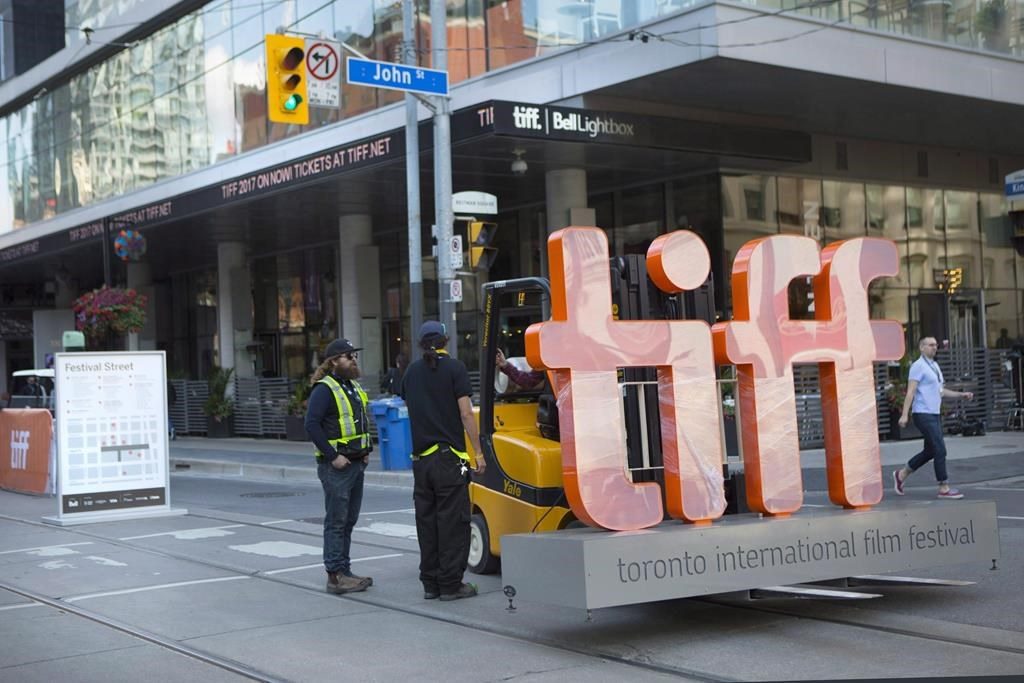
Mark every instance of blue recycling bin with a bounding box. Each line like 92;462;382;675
368;397;413;471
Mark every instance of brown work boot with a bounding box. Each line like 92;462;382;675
343;570;373;587
439;582;478;601
326;571;370;594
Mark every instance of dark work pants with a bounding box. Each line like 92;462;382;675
318;459;367;574
908;413;949;483
413;449;470;594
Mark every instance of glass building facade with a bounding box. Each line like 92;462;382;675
1;0;1021;233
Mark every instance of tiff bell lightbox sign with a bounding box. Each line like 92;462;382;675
46;351;185;526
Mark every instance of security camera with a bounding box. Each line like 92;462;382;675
510;148;527;176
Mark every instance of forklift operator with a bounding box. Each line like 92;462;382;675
495;348;544;390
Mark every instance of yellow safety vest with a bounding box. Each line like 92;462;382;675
314;375;371;457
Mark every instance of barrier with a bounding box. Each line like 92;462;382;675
0;409;55;495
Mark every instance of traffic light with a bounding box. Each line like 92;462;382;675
265;34;308;124
945;267;963;294
468;221;498;270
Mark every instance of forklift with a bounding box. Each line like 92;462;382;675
468;254;731;574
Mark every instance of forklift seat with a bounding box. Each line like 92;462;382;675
536;392;560;441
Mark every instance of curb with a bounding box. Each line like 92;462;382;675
169;457;414;489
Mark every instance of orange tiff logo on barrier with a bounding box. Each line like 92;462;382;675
0;408;54;495
525;227;904;531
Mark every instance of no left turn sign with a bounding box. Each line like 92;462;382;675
306;42;339;80
304;39;341;107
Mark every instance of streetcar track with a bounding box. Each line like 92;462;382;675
0;579;283;682
1;511;1022;681
0;512;730;682
702;598;1024;657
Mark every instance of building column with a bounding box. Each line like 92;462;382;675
545;168;592;233
338;214;382;382
216;241;254;377
126;261;153;351
542;168;593;284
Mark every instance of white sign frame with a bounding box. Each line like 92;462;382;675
453;191;498;215
450;234;464;269
44;351;185;526
449;279;463;303
305;38;341;108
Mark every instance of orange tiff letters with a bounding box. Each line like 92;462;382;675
526;227;903;531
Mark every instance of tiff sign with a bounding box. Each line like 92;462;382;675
526;228;904;531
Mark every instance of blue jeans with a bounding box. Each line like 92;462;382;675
908;413;948;483
317;459;367;573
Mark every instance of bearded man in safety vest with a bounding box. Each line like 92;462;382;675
305;338;373;595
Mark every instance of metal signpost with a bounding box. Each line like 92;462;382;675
345;0;456;356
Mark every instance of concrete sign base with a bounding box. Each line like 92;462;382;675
501;500;999;610
42;507;188;527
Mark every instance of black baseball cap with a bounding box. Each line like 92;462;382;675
324;338;361;359
418;320;447;342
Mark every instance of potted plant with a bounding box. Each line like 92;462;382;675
284;381;311;441
72;285;148;350
884;357;921;441
203;365;235;438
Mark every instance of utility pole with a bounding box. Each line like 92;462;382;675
431;0;457;357
403;0;423;345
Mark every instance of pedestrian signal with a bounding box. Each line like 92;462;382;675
468;221;498;270
265;34;308;124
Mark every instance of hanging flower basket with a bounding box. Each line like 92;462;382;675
72;285;148;346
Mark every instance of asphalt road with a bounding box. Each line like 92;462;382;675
0;472;1021;681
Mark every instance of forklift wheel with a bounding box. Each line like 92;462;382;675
469;513;501;574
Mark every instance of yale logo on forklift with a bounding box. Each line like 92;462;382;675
502;478;522;498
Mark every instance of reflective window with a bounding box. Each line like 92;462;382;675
822;180;866;244
906;187;946;290
2;0;1023;235
944;190;981;288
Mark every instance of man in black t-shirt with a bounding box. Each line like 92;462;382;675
401;321;485;601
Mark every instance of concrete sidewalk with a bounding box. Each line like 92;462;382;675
169;430;1024;491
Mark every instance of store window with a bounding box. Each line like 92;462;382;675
943;190;981;288
822;180;866;244
615;183;664;256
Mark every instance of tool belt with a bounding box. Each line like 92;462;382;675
414;443;470;463
315;434;371;462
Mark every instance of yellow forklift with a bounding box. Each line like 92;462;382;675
468;255;726;574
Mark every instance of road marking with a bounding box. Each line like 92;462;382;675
28;546;81;557
259;519;294;526
119;525;244;540
40;560;75;570
980;488;1024;492
998;515;1024;521
263;553;403;576
0;542;92;556
802;504;826;507
364;508;415;515
356;522;418;539
229;541;320;558
0;603;41;612
68;576;249;602
87;556;127;567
